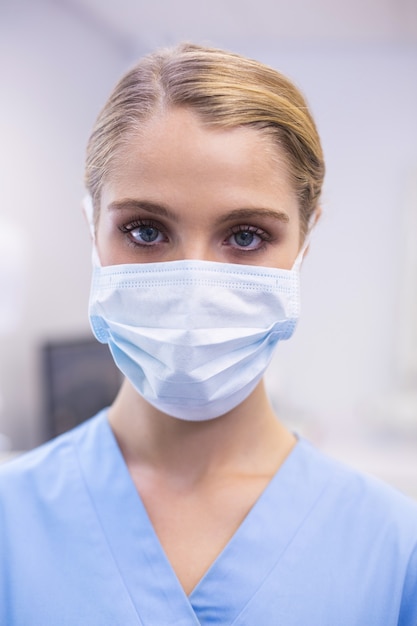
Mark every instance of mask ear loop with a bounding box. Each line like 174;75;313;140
82;195;102;267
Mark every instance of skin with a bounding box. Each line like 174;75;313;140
94;107;306;595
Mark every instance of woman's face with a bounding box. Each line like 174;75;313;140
96;107;302;269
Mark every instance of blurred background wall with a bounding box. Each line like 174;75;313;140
0;0;416;467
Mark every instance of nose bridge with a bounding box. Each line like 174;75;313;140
178;243;216;262
174;229;218;262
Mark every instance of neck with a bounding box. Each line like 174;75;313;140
108;379;296;484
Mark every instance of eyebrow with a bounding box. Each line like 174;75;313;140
215;208;289;225
108;199;179;221
108;199;289;225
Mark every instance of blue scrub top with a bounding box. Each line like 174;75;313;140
1;409;416;625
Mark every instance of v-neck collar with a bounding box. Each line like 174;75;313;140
188;432;332;624
75;411;332;626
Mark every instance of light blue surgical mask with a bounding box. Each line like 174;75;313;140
85;197;307;421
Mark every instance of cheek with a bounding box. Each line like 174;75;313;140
274;222;302;269
276;244;301;270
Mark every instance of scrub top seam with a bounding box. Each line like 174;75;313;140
73;436;145;626
398;541;417;617
228;468;335;625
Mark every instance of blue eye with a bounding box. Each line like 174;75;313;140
227;225;269;251
233;230;255;247
121;220;166;246
134;225;160;243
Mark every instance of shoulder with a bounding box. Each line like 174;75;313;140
293;438;417;552
0;410;108;502
291;439;417;618
298;437;417;511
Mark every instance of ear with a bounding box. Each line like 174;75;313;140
302;207;322;259
82;195;96;241
311;206;322;227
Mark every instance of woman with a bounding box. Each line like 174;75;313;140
1;43;416;625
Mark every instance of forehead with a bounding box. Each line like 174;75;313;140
109;107;292;187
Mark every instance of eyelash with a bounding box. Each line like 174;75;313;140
119;219;272;252
225;224;272;252
119;219;168;246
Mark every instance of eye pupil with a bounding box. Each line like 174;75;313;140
139;225;159;242
234;231;254;247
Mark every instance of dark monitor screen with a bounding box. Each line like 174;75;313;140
42;337;122;440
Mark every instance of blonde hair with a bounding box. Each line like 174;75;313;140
85;43;325;237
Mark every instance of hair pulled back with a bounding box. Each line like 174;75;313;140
85;43;325;237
